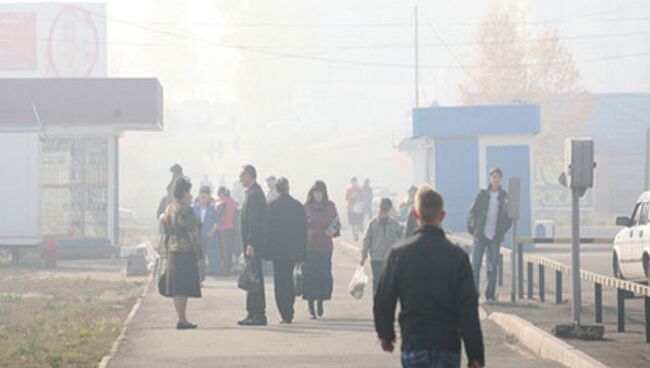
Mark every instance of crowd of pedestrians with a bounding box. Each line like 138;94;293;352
157;162;515;368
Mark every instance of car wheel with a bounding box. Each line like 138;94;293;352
613;252;624;279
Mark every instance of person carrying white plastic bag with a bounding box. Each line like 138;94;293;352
348;264;369;299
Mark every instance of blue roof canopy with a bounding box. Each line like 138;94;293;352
413;104;541;138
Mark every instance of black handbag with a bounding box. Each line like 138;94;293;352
238;260;261;292
158;271;171;297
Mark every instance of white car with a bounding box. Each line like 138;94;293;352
613;191;650;281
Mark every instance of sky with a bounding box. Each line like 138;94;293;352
7;0;650;228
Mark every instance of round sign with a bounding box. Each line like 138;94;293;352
47;6;100;77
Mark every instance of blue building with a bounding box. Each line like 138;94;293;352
401;104;541;242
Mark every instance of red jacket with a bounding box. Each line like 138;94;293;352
345;186;364;212
217;196;237;230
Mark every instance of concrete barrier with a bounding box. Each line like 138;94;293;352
490;311;609;368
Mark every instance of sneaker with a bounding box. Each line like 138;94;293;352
176;321;198;330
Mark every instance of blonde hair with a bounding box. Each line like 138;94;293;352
415;185;444;223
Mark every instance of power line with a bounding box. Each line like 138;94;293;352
40;2;650;71
4;28;650;51
81;16;650;28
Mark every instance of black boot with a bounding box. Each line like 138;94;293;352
317;300;324;317
308;300;317;320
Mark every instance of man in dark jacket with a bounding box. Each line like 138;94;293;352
467;167;512;301
238;164;268;326
266;177;308;324
374;185;484;368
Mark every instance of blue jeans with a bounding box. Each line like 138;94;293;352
401;350;461;368
472;236;500;299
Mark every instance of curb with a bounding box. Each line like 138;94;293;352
489;311;609;368
97;272;154;368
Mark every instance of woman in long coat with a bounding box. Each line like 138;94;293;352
162;177;204;329
303;180;340;319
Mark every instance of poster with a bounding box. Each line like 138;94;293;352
0;3;106;77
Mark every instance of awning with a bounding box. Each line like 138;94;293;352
0;78;163;131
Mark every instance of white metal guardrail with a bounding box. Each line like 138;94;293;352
447;233;650;343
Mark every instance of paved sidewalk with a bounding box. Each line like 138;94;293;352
107;239;560;368
486;245;650;368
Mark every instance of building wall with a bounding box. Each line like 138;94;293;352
434;137;479;233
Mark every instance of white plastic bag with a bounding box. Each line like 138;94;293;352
348;265;369;299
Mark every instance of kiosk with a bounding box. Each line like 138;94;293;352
405;104;540;241
0;78;163;258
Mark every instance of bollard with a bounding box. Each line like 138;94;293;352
617;288;625;332
539;265;545;303
498;254;503;287
527;262;533;299
517;242;524;300
645;296;650;343
594;283;602;324
555;271;563;304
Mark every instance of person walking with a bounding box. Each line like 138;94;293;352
266;177;308;324
265;175;278;203
400;186;419;238
303;180;340;319
216;186;237;274
238;165;268;326
374;185;484;368
467;167;512;301
362;178;374;221
345;177;365;241
361;198;403;294
193;186;221;277
161;177;204;329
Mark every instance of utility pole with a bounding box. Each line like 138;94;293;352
415;6;430;183
414;6;419;108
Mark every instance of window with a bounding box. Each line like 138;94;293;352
639;202;650;225
42;137;108;239
631;203;642;226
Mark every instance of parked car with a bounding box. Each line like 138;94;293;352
612;191;650;281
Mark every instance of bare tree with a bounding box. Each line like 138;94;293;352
459;3;592;214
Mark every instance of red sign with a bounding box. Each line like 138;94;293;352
0;12;36;70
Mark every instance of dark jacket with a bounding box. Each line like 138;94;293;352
405;206;418;238
467;186;512;243
241;183;267;254
374;226;484;366
266;193;308;263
